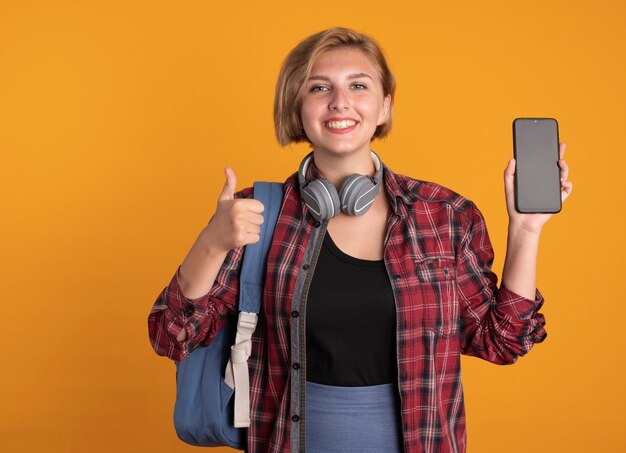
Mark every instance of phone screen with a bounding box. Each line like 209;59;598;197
513;118;561;213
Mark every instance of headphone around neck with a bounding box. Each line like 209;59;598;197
298;151;384;222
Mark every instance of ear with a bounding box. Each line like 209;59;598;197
377;94;392;126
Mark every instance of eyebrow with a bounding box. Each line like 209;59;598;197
307;73;373;82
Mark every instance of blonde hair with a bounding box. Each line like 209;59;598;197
274;27;396;146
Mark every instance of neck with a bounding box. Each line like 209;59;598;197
312;150;377;189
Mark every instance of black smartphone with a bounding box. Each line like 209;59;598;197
512;118;562;213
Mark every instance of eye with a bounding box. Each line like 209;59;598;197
310;85;329;92
351;83;367;90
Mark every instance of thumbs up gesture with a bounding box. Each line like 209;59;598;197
206;167;265;253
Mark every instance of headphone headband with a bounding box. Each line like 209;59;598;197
298;151;383;187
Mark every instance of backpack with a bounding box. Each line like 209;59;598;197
173;182;284;448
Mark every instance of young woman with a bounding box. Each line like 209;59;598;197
148;27;572;453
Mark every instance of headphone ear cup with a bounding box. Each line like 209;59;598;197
301;178;341;221
339;174;378;216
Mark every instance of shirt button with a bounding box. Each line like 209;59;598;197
394;274;402;281
291;311;300;318
292;415;300;422
292;363;301;370
182;306;194;317
313;221;321;228
302;264;309;270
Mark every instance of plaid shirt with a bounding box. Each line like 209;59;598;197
148;163;547;453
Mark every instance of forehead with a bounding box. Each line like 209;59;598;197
309;47;379;78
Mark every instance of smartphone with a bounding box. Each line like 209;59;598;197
512;118;561;213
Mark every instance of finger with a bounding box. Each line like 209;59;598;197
245;232;261;245
248;213;265;226
247;224;262;235
503;159;516;211
230;200;264;224
219;167;237;201
558;159;569;181
504;158;516;178
240;199;265;214
559;142;566;160
504;159;516;194
232;223;261;247
239;228;261;246
561;180;573;202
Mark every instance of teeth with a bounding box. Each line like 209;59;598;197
326;120;356;129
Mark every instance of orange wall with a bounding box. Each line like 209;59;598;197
1;1;624;452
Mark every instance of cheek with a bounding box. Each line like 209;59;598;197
300;101;322;128
356;99;383;126
374;100;388;125
356;95;381;114
299;108;313;131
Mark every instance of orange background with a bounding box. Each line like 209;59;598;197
1;1;624;452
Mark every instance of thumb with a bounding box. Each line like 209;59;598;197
504;158;516;176
219;167;237;201
504;159;516;208
504;158;516;184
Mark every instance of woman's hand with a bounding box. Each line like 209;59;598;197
500;143;572;298
203;167;265;255
177;167;265;302
504;142;573;234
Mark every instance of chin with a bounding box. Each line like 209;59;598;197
312;139;372;155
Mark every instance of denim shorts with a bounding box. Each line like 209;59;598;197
305;381;404;453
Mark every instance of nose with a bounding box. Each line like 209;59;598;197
328;87;349;111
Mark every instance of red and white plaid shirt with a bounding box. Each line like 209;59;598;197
148;162;546;452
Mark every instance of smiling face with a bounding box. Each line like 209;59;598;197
300;47;392;159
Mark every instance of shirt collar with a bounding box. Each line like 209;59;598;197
382;164;420;216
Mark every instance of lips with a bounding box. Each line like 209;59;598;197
324;118;359;134
326;119;356;129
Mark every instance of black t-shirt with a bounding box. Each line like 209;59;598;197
306;232;397;386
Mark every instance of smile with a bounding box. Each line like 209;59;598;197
325;120;357;129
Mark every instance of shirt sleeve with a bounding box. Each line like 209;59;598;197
147;246;245;362
457;202;547;365
147;188;253;362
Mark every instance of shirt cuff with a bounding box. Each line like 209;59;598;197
497;285;544;319
497;285;547;346
164;266;212;321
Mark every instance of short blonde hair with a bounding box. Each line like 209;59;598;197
274;27;396;146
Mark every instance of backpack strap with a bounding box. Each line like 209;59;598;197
224;182;284;428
